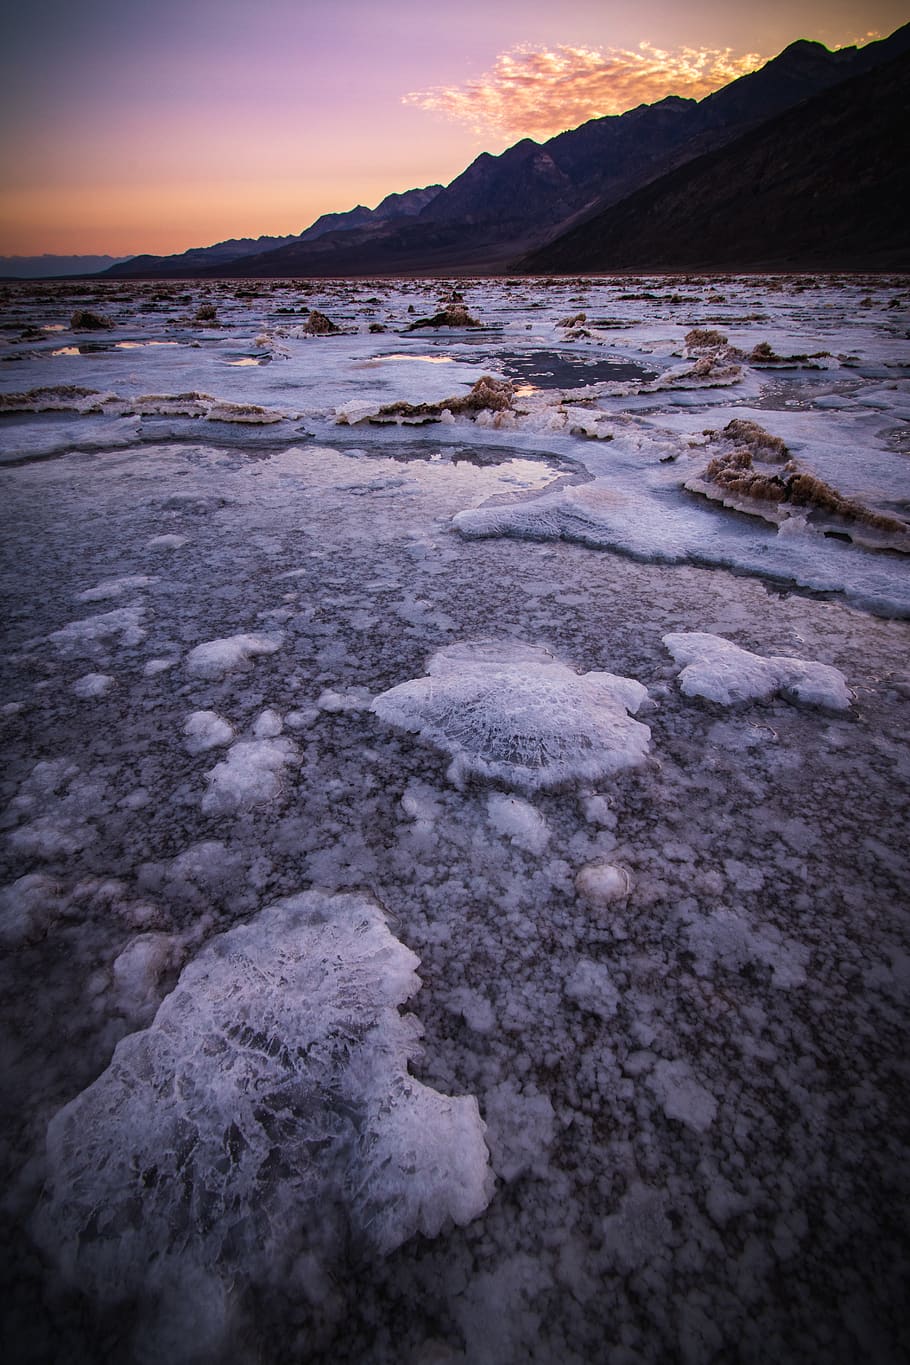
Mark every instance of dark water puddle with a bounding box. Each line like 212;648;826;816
492;350;655;389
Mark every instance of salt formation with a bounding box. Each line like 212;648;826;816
201;736;297;812
687;418;909;545
75;574;158;602
73;672;113;698
371;640;651;791
49;605;146;650
183;710;234;753
663;632;851;709
35;892;492;1356
647;1059;718;1133
575;860;632;905
486;792;551;853
186;631;283;677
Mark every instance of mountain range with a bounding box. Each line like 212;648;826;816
0;254;133;279
103;22;909;279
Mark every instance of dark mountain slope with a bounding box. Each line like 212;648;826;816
295;183;442;243
519;49;910;274
102;185;442;279
104;233;301;279
415;25;910;239
207;25;909;279
101;24;910;279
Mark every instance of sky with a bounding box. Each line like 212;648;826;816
0;0;906;258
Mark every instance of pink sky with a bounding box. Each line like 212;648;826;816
0;0;904;257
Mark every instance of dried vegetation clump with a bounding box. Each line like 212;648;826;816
376;376;515;423
70;310;113;331
302;310;341;335
685;328;727;350
696;419;908;539
194;303;217;323
747;340;831;365
0;385;101;414
406;305;481;331
719;419;789;462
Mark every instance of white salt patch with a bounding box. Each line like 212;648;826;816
601;1183;671;1272
112;932;181;1024
401;782;442;823
75;575;157;602
73;673;114;699
4;760;106;860
7;819;94;858
252;708;283;738
169;841;238;886
35;892;492;1346
575;861;631;905
482;1080;556;1181
648;1059;717;1133
565;959;620;1019
0;874;65;947
486;792;550;853
284;707;319;730
147;534;188;549
335;398;383;425
187;632;283;678
316;687;373;713
201;737;297;813
371;639;650;793
684;908;809;988
663;632;851;710
49;606;146;650
144;657;177;675
183;710;234;754
446;986;496;1034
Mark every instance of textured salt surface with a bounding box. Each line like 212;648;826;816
34;892;491;1361
0;275;908;1365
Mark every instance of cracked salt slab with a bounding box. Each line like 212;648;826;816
663;631;851;709
73;672;113;699
371;639;651;792
34;891;492;1361
201;736;298;813
48;605;146;650
75;575;158;602
186;631;283;677
183;710;234;753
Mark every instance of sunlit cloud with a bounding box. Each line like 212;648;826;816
403;43;768;140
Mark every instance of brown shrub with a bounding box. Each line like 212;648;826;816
377;375;514;421
70;310;113;331
685;327;727;349
722;419;789;461
406;305;480;330
302;310;340;335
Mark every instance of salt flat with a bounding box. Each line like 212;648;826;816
1;274;908;1364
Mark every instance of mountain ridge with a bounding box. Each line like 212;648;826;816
101;184;443;279
99;22;910;279
519;46;910;274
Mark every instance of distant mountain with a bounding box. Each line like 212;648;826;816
519;47;910;273
0;254;133;279
188;21;909;279
102;233;302;279
103;185;443;279
296;184;442;243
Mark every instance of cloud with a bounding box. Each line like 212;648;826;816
403;43;767;140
